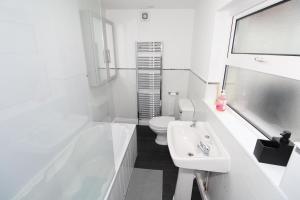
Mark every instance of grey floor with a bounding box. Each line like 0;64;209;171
125;168;163;200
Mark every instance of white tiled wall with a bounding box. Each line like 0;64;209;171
111;70;137;120
104;8;195;122
0;0;115;198
0;1;91;198
187;72;208;121
110;69;190;122
80;0;116;122
107;129;137;200
88;83;115;122
162;70;190;116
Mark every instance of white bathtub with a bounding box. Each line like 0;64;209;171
111;123;136;169
105;123;137;200
11;122;137;200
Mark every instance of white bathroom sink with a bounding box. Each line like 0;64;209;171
167;121;230;173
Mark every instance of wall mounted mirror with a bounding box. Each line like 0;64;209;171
103;18;118;79
80;11;108;87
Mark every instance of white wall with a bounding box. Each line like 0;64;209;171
106;9;195;69
206;11;232;83
162;70;190;116
190;0;231;83
110;69;190;121
79;0;116;122
0;0;89;114
188;0;294;199
188;0;232;116
104;10;138;68
187;73;208;121
0;0;114;198
104;9;194;120
190;1;219;81
188;0;222;119
88;84;115;122
111;70;137;121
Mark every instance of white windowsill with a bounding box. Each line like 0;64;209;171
204;100;286;188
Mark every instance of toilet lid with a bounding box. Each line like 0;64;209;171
149;116;175;129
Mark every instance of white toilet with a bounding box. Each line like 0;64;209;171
149;99;194;145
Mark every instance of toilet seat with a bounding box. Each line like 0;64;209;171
149;116;175;130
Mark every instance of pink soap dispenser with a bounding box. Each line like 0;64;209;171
216;90;227;111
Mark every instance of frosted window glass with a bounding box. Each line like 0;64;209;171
224;66;300;142
232;0;300;55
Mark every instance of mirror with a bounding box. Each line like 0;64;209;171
80;11;108;86
103;18;118;79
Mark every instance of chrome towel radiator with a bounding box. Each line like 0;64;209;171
136;42;163;121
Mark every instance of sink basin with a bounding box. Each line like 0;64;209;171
167;121;230;173
168;121;230;200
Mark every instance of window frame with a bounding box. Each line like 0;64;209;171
223;0;300;141
222;65;300;141
227;0;300;81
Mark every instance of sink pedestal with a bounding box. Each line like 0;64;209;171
173;168;195;200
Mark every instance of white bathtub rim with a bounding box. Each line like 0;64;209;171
103;123;136;200
111;123;136;170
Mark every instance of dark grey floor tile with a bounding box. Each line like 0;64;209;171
135;125;202;200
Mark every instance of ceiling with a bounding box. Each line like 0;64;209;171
101;0;198;9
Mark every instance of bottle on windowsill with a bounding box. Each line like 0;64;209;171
216;90;227;112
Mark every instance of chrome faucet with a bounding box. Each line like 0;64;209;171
190;100;197;128
198;141;210;156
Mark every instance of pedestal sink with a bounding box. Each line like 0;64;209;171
167;121;230;200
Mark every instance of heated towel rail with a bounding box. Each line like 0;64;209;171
136;42;163;121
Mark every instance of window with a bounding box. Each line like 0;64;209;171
227;0;300;81
224;0;300;142
224;66;300;142
232;0;300;56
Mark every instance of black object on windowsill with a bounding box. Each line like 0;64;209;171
254;131;294;166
